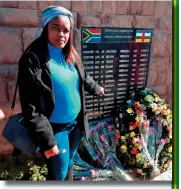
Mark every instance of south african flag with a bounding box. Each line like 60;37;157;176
135;30;151;43
82;28;101;43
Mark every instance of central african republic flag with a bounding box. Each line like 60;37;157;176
135;30;151;43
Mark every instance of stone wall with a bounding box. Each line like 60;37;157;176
0;1;172;154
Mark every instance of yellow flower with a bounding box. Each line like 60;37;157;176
152;103;157;112
136;153;141;159
153;93;159;97
155;96;160;102
120;145;127;150
130;131;136;138
169;113;172;119
135;116;139;122
163;105;167;109
164;164;169;169
121;136;126;140
127;108;133;114
138;145;142;150
168;146;172;153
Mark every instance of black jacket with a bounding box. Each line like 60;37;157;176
18;47;101;151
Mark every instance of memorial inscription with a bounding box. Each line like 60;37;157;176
81;28;152;120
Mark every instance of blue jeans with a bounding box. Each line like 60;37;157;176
44;120;82;180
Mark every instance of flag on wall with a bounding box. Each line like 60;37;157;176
135;30;151;43
83;28;101;43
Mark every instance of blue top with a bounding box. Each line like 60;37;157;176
48;43;81;123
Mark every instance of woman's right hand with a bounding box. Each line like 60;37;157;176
44;145;59;159
0;109;4;120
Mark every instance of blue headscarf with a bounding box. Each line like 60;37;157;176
34;6;74;39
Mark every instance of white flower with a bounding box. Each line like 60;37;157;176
155;110;160;115
169;132;172;139
162;120;167;126
137;169;143;173
167;109;171;114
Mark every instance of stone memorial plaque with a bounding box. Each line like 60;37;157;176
81;28;152;120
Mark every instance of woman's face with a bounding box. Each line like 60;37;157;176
48;16;71;48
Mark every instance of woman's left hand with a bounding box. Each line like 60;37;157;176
98;87;105;96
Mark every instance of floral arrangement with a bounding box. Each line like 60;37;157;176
81;118;121;170
116;88;172;179
74;118;133;181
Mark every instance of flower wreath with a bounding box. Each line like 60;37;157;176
115;88;172;179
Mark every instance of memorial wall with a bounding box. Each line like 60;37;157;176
81;28;152;120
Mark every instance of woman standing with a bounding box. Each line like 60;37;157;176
18;6;104;180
